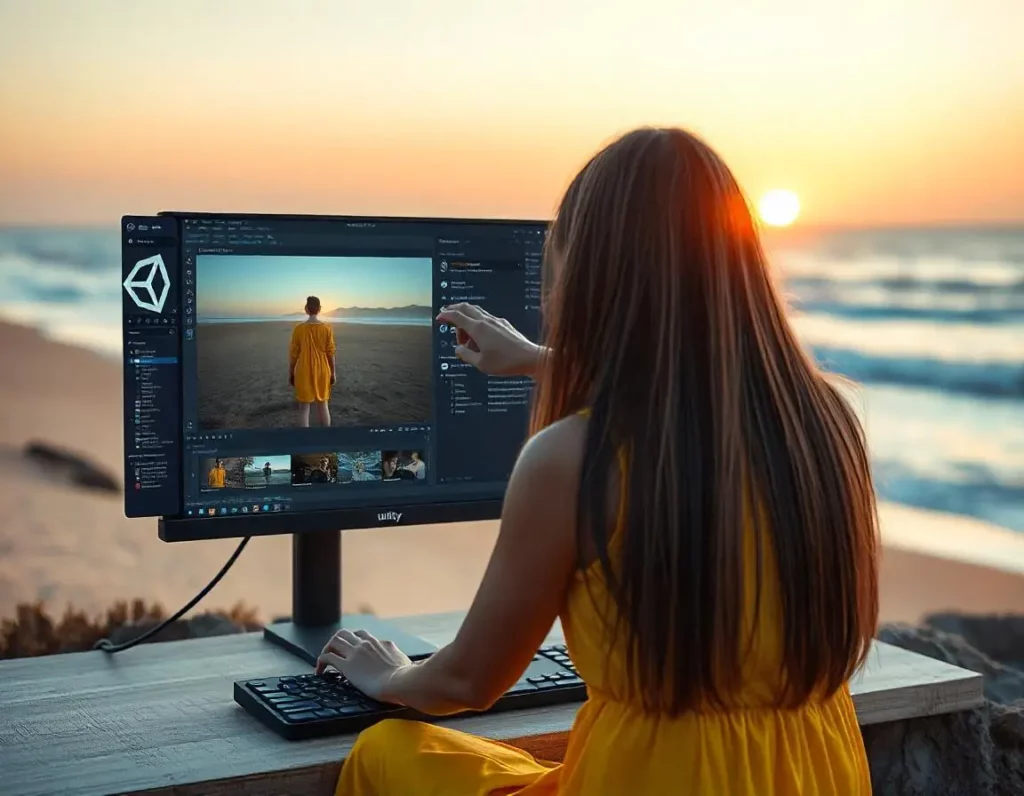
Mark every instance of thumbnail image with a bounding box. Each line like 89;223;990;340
194;254;433;431
291;453;339;485
200;456;246;490
243;455;292;488
337;450;383;483
381;450;427;482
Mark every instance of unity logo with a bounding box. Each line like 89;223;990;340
377;511;403;524
123;254;170;313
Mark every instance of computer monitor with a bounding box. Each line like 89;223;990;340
120;212;546;663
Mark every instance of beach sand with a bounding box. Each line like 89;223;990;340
196;321;432;430
1;320;1022;627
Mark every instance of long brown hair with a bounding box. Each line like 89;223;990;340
531;127;879;713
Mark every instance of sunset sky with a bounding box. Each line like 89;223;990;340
1;0;1021;227
197;255;433;318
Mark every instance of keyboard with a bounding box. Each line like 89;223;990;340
234;644;586;740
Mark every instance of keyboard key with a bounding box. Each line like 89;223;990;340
278;700;321;712
505;681;540;694
283;710;319;722
314;708;339;718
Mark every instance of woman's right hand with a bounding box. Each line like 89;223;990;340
435;303;543;377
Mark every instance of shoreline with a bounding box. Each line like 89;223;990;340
0;319;1022;625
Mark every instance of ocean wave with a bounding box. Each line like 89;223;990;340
814;345;1023;398
874;459;1024;533
795;298;1023;326
792;313;1024;363
777;252;1024;289
0;228;118;272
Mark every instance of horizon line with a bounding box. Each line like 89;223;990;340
1;219;1023;234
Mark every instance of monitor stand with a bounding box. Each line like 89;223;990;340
263;530;440;666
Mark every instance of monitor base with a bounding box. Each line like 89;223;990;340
263;614;439;666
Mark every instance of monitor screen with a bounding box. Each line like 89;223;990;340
120;213;545;541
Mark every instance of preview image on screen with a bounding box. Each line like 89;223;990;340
195;255;434;431
337;450;383;483
382;450;427;481
200;456;245;490
291;453;339;485
244;455;291;488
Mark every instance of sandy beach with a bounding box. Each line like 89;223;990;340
196;321;432;430
1;319;1022;626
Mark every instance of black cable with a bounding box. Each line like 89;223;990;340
94;536;251;654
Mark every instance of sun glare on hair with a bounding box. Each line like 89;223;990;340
757;189;801;227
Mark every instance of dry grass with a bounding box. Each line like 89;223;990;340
0;600;262;660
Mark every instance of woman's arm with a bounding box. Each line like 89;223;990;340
327;327;337;384
288;327;300;384
380;414;585;714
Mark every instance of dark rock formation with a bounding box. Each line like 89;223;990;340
866;617;1024;796
23;440;120;493
925;613;1024;672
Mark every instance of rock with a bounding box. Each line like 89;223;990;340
868;619;1024;795
862;705;997;796
924;613;1024;671
23;440;120;494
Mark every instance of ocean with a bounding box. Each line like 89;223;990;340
1;225;1021;537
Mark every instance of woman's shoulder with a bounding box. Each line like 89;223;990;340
517;413;589;484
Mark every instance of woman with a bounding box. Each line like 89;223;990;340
309;456;333;484
320;128;880;794
289;295;336;427
207;458;226;489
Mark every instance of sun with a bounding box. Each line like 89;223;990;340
757;189;801;227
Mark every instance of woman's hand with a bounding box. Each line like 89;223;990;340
330;371;337;385
435;303;543;377
316;629;414;703
288;370;295;387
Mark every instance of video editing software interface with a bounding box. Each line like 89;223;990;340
121;214;545;523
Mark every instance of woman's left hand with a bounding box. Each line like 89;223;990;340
316;629;413;703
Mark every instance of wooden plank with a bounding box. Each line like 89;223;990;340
0;611;983;796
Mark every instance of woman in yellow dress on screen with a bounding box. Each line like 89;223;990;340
206;458;226;488
318;128;880;795
289;296;337;427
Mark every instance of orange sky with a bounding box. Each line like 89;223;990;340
0;0;1022;226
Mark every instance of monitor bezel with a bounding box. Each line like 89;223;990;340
158;499;505;542
152;210;546;543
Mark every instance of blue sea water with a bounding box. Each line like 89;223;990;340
0;225;1021;534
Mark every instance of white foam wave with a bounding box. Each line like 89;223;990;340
792;313;1024;363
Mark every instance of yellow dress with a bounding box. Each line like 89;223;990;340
290;322;336;403
207;466;225;488
337;493;872;795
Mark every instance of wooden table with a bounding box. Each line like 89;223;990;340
0;611;984;796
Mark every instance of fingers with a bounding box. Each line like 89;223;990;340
436;308;480;334
315;651;345;675
454;344;483;367
441;302;487;320
353;629;385;651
